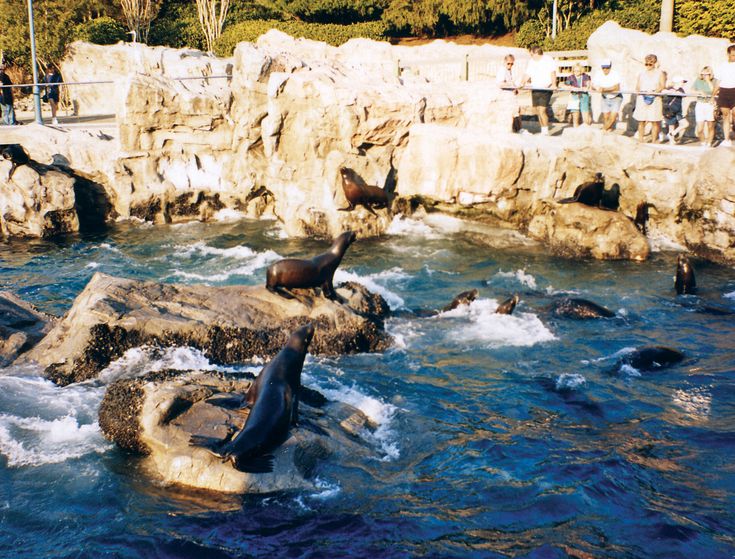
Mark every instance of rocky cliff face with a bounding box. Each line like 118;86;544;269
1;28;734;263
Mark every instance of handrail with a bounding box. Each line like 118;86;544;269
503;85;709;99
0;74;233;90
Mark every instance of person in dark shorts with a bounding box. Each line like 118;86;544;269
521;46;556;135
42;66;62;125
714;44;735;147
0;64;18;125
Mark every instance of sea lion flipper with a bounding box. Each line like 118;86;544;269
189;434;227;454
557;197;575;204
205;393;247;410
233;454;275;474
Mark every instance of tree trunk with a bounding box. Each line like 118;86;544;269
660;0;674;32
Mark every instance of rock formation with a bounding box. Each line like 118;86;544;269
0;291;56;366
1;27;734;263
99;370;378;493
16;273;391;386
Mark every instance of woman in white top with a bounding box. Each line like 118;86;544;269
633;54;666;143
713;44;735;147
693;66;716;147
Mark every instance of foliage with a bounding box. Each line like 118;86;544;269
149;0;205;49
283;0;388;24
214;19;387;56
516;19;546;48
120;0;162;43
196;0;231;52
76;16;128;44
676;0;735;40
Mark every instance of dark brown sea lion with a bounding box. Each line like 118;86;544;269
558;173;604;206
191;323;315;473
441;288;479;312
600;183;621;211
550;297;615;319
338;167;389;216
495;294;520;315
1;144;30;180
674;254;696;295
619;346;684;372
634;202;653;235
266;231;356;300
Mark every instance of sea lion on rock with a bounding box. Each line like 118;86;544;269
266;231;356;300
1;144;30;180
495;294;520;315
558;173;604;206
619;346;684;372
551;297;615;319
191;323;315;473
600;183;621;211
634;202;653;235
441;289;479;312
338;167;389;216
674;255;696;295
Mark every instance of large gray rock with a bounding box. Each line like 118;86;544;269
0;291;56;366
17;273;391;386
99;370;377;493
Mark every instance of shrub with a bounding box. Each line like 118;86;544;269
76;17;127;45
214;20;388;57
283;0;388;24
149;0;205;50
676;0;735;39
516;19;546;49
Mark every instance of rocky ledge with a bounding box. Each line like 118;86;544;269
99;370;377;493
16;273;390;385
0;291;56;366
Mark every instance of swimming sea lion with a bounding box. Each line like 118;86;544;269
338;167;389;216
191;323;315;473
558;173;604;206
619;346;684;372
551;297;615;319
1;144;30;180
266;231;356;300
495;294;520;315
674;254;696;295
600;183;621;211
441;288;479;312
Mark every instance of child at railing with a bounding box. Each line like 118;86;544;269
661;76;689;144
563;63;592;127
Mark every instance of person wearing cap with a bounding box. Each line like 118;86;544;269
693;65;716;147
0;64;18;126
633;54;666;143
661;76;689;144
520;45;556;135
592;59;622;132
713;44;735;147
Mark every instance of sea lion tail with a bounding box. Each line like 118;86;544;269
557;197;576;204
233;454;275;474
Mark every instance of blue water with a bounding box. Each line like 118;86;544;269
1;217;734;558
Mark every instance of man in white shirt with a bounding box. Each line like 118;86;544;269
714;44;735;147
591;59;623;132
521;46;556;135
496;54;522;132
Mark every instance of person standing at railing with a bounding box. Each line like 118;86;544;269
661;76;688;144
563;63;592;127
633;54;666;143
693;66;716;148
42;66;62;126
713;44;735;148
591;59;622;133
495;54;523;133
0;64;18;126
521;46;556;136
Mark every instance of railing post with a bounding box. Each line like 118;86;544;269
27;0;43;125
464;54;469;81
396;58;401;78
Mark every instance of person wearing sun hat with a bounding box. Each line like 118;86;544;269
592;58;622;132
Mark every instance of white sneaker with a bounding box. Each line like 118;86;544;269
722;140;733;147
52;118;58;125
668;134;675;145
541;126;549;136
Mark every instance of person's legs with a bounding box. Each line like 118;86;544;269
705;121;714;145
722;107;732;144
571;110;580;127
49;98;58;119
637;121;646;141
582;109;592;126
0;103;8;125
651;121;661;143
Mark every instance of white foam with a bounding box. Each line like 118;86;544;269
169;248;281;282
85;262;100;269
443;298;556;348
590;346;636;363
555;373;586;391
619;364;642;377
386;215;437;237
493;269;538;290
334;268;407;310
725;291;735;300
213;208;246;222
309;477;342;500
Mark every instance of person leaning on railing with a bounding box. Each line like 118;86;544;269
633;54;667;143
713;44;735;148
495;53;523;133
562;63;592;127
520;45;556;136
591;59;622;133
0;64;19;126
693;66;716;148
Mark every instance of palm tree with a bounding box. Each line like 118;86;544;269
660;0;674;32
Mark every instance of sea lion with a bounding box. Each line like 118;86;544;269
1;144;30;180
495;293;520;315
674;254;696;295
266;231;356;300
599;183;621;211
191;323;315;473
634;202;652;235
550;297;615;319
441;288;479;312
619;346;684;372
338;167;389;216
558;173;604;206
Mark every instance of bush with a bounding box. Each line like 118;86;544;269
214;20;388;57
149;1;205;50
676;0;735;39
516;19;546;49
283;0;388;24
76;17;127;45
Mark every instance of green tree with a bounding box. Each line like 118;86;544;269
676;0;735;39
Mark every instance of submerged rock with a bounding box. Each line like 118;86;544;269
99;370;377;493
0;291;56;366
16;273;391;385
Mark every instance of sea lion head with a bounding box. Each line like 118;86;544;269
289;323;315;353
337;230;357;247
